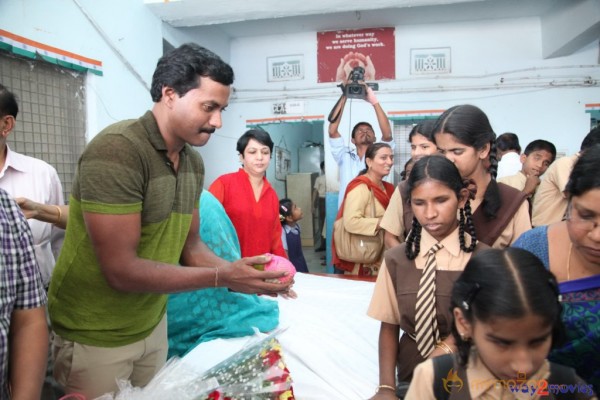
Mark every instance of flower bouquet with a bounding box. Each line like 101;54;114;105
94;332;294;400
197;333;294;400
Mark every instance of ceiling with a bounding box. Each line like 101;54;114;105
144;0;571;38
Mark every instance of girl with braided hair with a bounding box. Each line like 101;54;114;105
433;104;531;248
368;155;488;399
407;248;595;399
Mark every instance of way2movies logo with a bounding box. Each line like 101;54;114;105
504;378;595;397
442;369;595;396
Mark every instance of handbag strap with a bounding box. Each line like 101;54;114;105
368;189;376;218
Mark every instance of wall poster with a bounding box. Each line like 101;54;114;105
317;27;396;83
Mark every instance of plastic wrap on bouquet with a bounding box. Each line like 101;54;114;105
90;357;219;400
197;333;295;400
91;332;294;400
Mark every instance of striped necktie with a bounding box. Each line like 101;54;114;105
415;242;443;358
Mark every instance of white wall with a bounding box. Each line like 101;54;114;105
2;3;598;190
0;0;163;138
162;24;232;63
390;18;598;155
194;17;599;187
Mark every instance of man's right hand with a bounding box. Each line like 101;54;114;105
219;255;293;296
523;173;541;197
15;197;39;219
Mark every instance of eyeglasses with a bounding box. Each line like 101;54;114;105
565;203;600;232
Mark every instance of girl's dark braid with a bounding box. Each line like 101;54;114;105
488;139;499;180
459;201;477;253
482;138;502;219
405;217;422;260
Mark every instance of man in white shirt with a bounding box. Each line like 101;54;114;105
496;132;522;179
328;87;394;209
0;84;64;288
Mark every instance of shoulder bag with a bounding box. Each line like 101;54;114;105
333;189;384;264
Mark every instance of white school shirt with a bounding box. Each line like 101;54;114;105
497;151;522;180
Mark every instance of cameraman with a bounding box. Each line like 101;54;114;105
328;81;394;209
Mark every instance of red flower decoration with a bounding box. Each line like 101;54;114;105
206;390;221;400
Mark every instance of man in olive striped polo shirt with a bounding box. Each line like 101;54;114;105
48;43;291;399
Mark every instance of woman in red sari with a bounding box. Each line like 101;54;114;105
333;143;395;276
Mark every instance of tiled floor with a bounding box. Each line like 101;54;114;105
303;245;328;274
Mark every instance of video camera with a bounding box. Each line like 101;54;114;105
341;66;379;100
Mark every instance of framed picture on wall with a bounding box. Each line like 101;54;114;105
316;27;396;83
274;146;291;181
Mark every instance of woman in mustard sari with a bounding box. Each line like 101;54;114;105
332;143;395;276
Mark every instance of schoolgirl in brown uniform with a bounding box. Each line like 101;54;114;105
433;104;531;248
368;156;488;399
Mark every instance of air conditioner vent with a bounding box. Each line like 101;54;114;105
267;55;304;81
411;48;451;75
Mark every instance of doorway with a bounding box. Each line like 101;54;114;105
251;120;327;271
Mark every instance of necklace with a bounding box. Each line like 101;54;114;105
567;242;573;281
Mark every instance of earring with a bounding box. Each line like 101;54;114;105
459;332;469;341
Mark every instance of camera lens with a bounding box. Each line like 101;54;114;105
348;66;364;83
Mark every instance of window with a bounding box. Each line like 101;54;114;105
0;52;86;201
392;122;414;185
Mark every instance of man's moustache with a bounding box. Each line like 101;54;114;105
200;128;216;134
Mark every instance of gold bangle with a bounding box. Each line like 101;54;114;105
214;266;219;288
377;384;396;392
435;341;454;354
53;205;62;225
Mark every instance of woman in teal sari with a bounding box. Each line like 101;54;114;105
167;190;279;357
513;144;600;391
